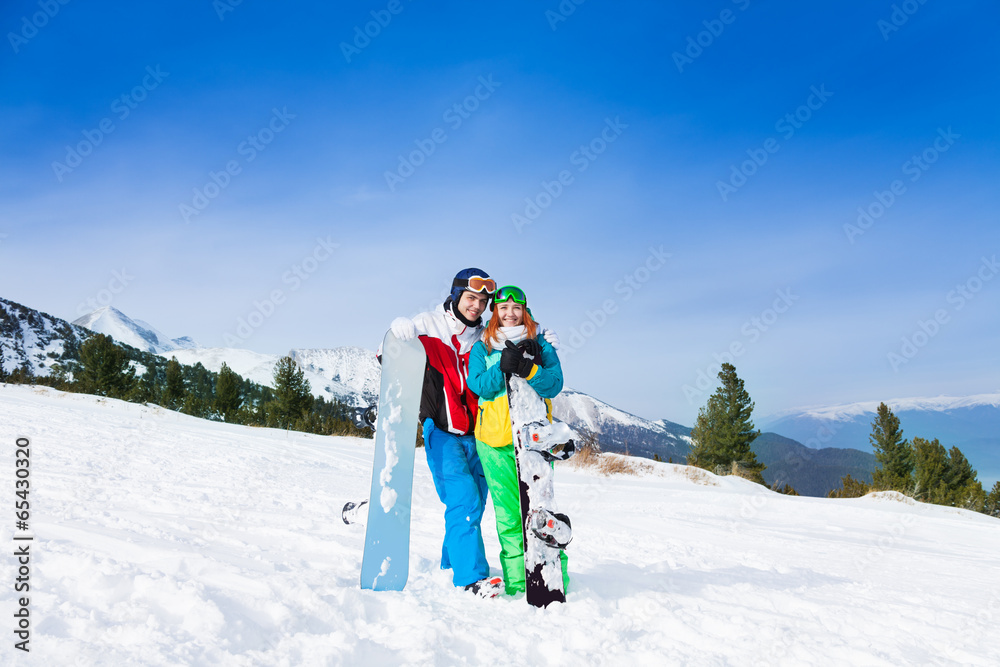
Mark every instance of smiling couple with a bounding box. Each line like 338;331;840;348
385;268;569;599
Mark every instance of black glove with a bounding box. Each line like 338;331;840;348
501;340;537;378
516;338;542;362
500;341;521;375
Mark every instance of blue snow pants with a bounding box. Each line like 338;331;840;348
422;418;490;587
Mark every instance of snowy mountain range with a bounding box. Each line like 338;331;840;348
1;295;994;492
759;396;1000;488
163;345;381;407
550;388;692;460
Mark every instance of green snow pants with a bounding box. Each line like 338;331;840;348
475;440;569;595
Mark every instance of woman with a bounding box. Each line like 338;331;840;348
466;285;569;595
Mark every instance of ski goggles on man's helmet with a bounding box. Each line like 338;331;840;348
492;285;528;310
453;275;496;294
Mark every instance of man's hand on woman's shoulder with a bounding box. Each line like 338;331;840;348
540;327;560;350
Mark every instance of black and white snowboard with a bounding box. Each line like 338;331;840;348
504;371;576;607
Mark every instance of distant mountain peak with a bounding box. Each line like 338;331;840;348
72;307;196;354
766;393;1000;423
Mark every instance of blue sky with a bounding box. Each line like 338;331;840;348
2;0;998;427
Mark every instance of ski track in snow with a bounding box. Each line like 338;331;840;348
2;384;999;666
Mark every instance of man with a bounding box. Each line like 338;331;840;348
383;268;560;597
384;268;501;597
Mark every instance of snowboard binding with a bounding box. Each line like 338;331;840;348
521;420;577;462
342;499;369;525
465;575;505;599
350;405;378;431
528;508;572;549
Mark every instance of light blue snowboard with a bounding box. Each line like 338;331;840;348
360;331;427;591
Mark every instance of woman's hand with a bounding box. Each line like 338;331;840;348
502;340;537;378
516;338;542;361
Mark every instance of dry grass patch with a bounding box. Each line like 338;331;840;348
561;430;654;476
680;465;717;486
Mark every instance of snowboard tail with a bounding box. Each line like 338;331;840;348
505;373;576;607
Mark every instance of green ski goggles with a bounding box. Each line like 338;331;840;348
492;285;529;312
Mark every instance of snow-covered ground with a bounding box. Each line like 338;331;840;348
2;383;999;666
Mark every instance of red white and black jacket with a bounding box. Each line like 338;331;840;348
380;303;483;436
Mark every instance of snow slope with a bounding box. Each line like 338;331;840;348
2;383;999;665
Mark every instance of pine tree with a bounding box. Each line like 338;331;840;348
828;474;872;499
943;446;975;492
912;437;949;503
214;362;243;422
984;482;1000;518
136;367;159;404
48;362;72;389
869;402;913;492
163;357;186;409
687;363;764;482
944;446;983;510
180;392;209;418
76;334;136;398
271;356;312;429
